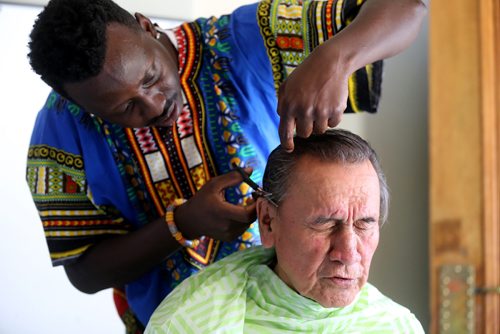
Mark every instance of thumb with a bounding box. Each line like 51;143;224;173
212;169;253;190
279;116;295;152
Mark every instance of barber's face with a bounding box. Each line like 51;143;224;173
64;19;182;128
258;156;380;308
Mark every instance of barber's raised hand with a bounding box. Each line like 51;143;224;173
174;168;257;242
277;42;350;152
275;0;428;153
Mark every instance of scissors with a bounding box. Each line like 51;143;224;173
232;163;278;207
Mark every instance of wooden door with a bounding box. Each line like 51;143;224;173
429;0;500;333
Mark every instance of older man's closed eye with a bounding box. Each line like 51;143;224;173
145;129;424;334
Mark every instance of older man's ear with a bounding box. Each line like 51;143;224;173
256;197;277;248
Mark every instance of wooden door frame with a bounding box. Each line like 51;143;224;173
429;0;499;333
479;0;500;332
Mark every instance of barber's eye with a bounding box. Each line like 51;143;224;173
143;73;157;88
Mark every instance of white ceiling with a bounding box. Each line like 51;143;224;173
1;0;255;20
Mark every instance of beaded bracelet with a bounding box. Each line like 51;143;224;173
165;198;200;248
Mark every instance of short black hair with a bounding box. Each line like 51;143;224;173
28;0;140;95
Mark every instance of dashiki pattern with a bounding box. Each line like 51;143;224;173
26;0;382;329
257;0;383;112
145;247;425;334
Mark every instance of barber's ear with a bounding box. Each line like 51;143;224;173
256;197;277;248
135;13;157;38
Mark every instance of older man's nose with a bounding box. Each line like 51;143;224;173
329;228;360;265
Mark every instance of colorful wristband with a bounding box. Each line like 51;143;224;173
165;198;200;248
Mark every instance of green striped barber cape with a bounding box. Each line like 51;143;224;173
146;247;424;333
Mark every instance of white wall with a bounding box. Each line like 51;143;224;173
0;2;429;333
2;0;255;20
0;4;122;334
0;4;179;333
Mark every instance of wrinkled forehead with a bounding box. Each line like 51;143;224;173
283;158;380;207
289;156;376;185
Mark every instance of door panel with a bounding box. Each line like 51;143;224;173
429;0;500;333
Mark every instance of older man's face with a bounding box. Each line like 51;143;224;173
259;155;380;308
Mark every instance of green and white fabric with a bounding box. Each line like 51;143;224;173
145;247;424;333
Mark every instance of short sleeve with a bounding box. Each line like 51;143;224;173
26;92;132;266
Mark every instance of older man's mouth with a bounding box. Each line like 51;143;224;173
328;276;357;288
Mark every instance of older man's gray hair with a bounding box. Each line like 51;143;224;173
262;129;390;226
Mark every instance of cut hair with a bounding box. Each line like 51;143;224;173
263;129;390;226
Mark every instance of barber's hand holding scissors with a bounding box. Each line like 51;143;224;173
174;167;257;242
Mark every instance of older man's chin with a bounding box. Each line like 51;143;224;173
317;294;359;308
313;281;363;308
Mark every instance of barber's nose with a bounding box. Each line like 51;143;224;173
142;89;166;119
329;227;360;265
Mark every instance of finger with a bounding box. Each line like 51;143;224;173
229;162;254;180
219;201;257;226
242;166;253;176
276;80;288;117
210;169;253;191
327;110;343;128
295;115;313;138
241;201;257;222
328;106;345;128
278;115;296;152
327;98;347;128
220;223;253;242
312;118;329;134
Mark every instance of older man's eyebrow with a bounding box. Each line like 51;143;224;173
312;216;378;225
358;217;377;223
